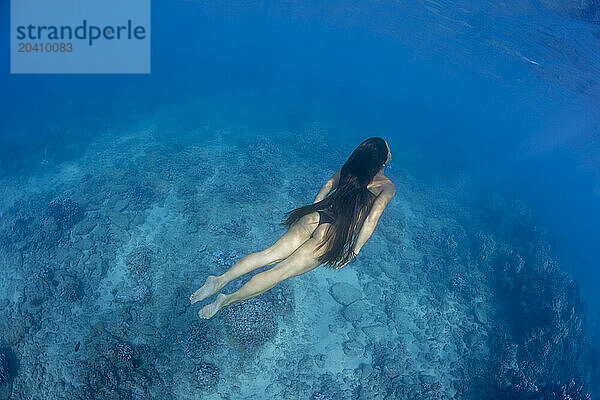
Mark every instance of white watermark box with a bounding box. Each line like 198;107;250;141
10;0;150;73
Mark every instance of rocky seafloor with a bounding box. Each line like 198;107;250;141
0;117;598;400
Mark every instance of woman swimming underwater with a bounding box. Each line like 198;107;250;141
190;137;396;318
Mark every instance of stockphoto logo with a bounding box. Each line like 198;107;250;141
10;0;151;73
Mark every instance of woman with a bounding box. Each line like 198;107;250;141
190;137;395;319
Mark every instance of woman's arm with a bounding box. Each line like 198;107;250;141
351;182;396;255
313;166;342;203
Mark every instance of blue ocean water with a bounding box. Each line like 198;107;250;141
0;0;599;398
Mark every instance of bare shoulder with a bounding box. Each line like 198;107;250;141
368;176;396;197
381;177;395;193
366;178;395;219
379;180;396;204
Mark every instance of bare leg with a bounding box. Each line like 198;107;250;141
198;239;322;319
190;251;279;304
190;212;320;305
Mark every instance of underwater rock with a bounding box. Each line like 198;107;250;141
355;369;390;399
73;217;97;236
9;195;86;252
74;237;94;251
310;372;344;400
275;357;295;371
0;347;16;400
418;372;437;385
223;298;278;352
329;282;362;306
450;275;479;300
361;325;389;343
194;362;220;390
109;211;130;230
473;302;488;325
288;179;311;201
81;356;121;399
24;278;52;307
363;281;382;303
8;216;34;244
380;261;399;280
357;362;373;379
369;344;408;390
342;339;363;356
181;197;209;230
3;313;34;346
382;359;403;379
3;130;597;400
314;353;326;368
36;217;62;248
297;355;314;372
342;300;370;322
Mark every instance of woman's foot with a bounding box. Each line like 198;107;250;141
190;275;222;304
198;293;228;319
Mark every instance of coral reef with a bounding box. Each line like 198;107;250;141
209;215;249;237
119;170;165;212
78;323;161;400
125;246;156;276
476;196;590;398
222;298;278;352
0;125;596;400
0;349;10;385
114;283;151;304
262;279;296;315
186;320;218;359
116;343;134;363
210;249;240;270
57;275;83;303
0;347;16;400
194;361;220;389
46;196;85;231
538;377;591;400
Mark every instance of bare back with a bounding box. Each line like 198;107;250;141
312;171;395;248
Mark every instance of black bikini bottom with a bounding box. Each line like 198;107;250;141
318;209;335;225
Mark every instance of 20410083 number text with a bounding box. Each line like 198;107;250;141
18;42;73;52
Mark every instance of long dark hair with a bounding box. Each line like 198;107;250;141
282;137;389;269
